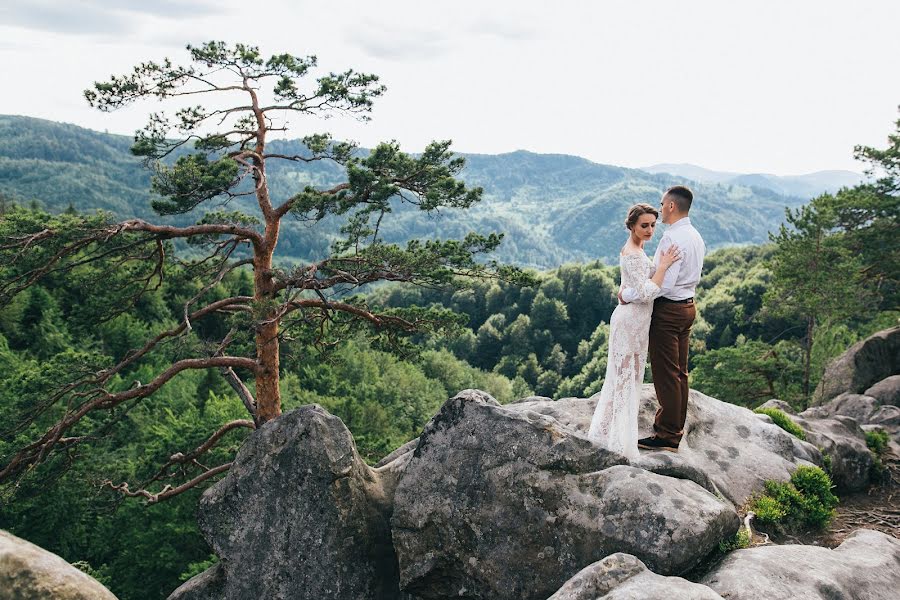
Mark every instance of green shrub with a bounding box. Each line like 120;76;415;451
754;407;806;440
821;452;832;476
865;429;889;454
751;495;787;523
718;527;751;553
866;429;890;482
749;465;838;530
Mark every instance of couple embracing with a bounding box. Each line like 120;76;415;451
587;185;705;460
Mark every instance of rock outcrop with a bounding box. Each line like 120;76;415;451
701;529;900;600
758;399;874;492
0;530;117;600
169;405;402;600
516;387;821;505
547;553;724;600
812;326;900;404
173;381;898;600
865;375;900;407
391;390;739;600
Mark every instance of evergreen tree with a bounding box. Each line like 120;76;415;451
0;41;532;498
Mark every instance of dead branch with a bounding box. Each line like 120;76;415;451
104;462;233;505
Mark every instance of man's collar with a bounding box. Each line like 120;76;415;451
668;216;691;229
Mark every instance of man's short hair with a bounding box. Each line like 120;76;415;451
665;185;693;213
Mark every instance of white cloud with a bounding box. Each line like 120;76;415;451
0;0;898;175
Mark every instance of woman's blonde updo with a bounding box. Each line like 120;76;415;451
625;203;659;230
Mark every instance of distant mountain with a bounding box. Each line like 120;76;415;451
642;163;863;199
1;115;814;268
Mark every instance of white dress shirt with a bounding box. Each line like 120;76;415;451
621;216;706;303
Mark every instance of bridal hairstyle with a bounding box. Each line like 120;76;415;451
664;185;694;213
624;203;659;230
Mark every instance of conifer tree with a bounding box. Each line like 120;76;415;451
0;42;532;500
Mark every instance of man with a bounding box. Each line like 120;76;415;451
619;185;705;451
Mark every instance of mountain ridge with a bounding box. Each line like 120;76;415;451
642;162;863;198
1;115;812;268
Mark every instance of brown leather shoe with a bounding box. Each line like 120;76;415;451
638;436;679;452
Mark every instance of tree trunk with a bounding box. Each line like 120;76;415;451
254;246;281;424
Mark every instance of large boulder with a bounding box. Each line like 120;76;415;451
0;530;117;600
802;386;900;446
701;529;900;599
865;375;900;407
796;414;873;492
547;553;724;600
391;390;738;600
517;386;821;505
802;393;880;423
813;326;900;404
170;405;403;600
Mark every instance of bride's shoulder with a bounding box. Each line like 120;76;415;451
619;250;647;261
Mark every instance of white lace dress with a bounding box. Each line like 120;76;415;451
587;252;661;460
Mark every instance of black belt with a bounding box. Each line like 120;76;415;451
655;297;693;304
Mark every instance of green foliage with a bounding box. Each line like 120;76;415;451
693;339;804;405
750;466;839;531
750;494;787;523
753;407;806;440
865;429;889;455
71;561;113;588
178;555;218;583
866;429;890;481
0;116;818;268
717;528;751;553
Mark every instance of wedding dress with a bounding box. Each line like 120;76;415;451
587;252;661;460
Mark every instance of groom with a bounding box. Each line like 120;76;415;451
619;185;705;452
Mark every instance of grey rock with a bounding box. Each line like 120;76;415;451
701;529;900;600
167;563;225;600
548;552;724;600
516;386;821;506
756;399;797;414
813;326;900;404
791;411;873;492
509;395;553;404
375;437;418;468
0;529;117;600
869;405;900;428
802;393;879;423
391;390;738;600
865;374;900;407
177;405;401;600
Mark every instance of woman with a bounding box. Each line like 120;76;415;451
587;203;681;459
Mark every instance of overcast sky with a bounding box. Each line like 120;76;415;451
1;0;898;175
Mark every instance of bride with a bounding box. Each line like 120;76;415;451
587;203;681;459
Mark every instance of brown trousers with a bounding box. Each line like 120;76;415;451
648;300;696;444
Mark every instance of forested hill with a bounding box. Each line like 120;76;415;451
0;114;810;267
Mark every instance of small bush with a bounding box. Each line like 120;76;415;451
750;495;787;523
754;407;806;440
865;429;889;455
821;452;832;475
866;429;890;482
718;528;751;553
749;465;838;530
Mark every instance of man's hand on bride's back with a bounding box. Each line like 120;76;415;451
659;244;682;269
